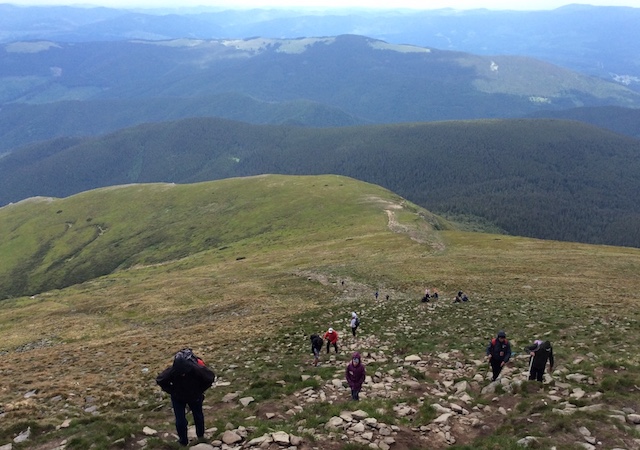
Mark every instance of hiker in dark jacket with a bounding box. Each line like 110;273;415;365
345;351;366;400
527;340;554;382
156;349;215;446
486;330;512;381
310;334;324;366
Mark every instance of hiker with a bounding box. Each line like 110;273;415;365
350;312;360;337
432;288;439;300
526;339;554;382
454;291;468;303
375;290;379;300
486;330;512;381
310;334;324;366
324;327;339;353
156;348;215;447
345;352;366;401
422;290;430;303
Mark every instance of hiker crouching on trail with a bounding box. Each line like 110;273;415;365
486;330;511;381
310;334;324;366
527;339;554;382
324;327;339;353
346;352;366;400
156;349;215;447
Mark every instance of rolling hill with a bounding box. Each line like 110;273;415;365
0;174;445;299
1;174;640;450
1;34;639;152
526;106;640;139
1;4;639;93
2;117;640;248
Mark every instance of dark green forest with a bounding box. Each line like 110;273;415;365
2;117;640;248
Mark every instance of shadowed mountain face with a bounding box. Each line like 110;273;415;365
1;34;639;152
2;117;640;249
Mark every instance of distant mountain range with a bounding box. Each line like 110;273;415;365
1;34;639;152
2;117;640;248
1;4;638;91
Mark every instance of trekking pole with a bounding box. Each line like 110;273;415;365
527;355;534;376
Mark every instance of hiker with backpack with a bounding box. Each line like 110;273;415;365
486;330;512;381
345;351;366;401
310;334;324;366
350;312;360;337
526;339;554;382
156;348;215;447
324;327;339;353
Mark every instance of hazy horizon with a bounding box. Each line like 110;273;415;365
5;0;640;10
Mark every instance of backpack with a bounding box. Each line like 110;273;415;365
174;348;215;386
355;317;360;327
311;334;323;350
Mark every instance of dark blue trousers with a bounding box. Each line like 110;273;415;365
171;395;205;446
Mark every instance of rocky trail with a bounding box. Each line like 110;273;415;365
3;277;640;450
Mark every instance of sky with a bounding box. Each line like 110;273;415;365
7;0;640;9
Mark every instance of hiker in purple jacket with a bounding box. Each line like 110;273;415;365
345;351;366;400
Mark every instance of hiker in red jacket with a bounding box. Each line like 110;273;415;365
324;327;339;353
345;352;366;400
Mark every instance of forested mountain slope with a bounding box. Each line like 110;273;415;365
2;117;639;248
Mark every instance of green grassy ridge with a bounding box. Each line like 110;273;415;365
2;117;640;248
0;174;443;299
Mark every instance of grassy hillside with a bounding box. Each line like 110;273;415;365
0;175;639;450
2;117;640;248
0;175;447;300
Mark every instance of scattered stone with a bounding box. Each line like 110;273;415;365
352;410;369;420
578;426;591;437
13;428;30;444
23;390;37;399
517;436;539;447
239;397;255;407
433;413;452;424
271;431;290;445
404;355;422;363
221;430;242;444
326;416;345;429
222;392;239;403
142;426;157;436
628;414;640;424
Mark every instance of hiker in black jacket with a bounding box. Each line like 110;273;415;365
527;340;554;382
486;330;512;381
310;334;324;366
156;349;215;446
